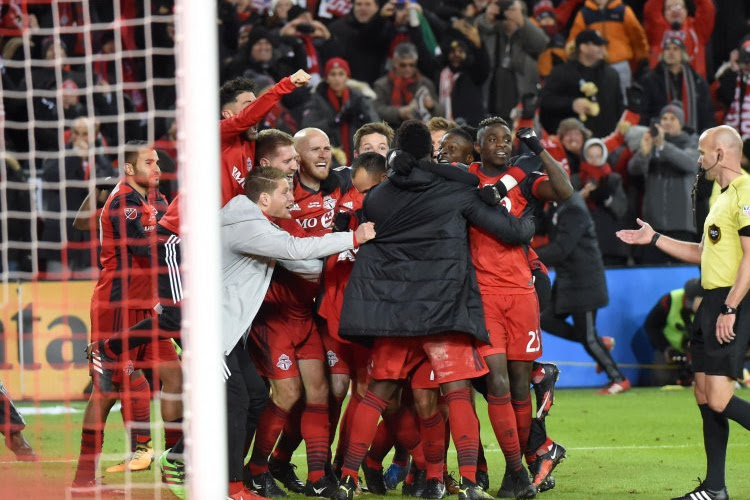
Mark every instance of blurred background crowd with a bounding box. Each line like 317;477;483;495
1;0;749;277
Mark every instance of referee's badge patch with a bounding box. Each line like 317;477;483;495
709;224;721;243
743;205;750;216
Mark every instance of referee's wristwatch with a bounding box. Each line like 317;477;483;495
720;304;738;315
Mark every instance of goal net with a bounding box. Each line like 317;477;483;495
0;0;224;497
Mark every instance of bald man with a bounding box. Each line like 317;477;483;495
617;125;750;500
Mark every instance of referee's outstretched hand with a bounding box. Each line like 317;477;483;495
615;218;655;246
355;222;376;244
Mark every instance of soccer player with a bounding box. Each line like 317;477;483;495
467;117;572;497
352;122;394;158
333;120;535;500
71;142;176;493
617;125;750;500
246;128;351;498
221;166;375;500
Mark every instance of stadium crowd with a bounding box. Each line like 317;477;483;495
2;1;750;500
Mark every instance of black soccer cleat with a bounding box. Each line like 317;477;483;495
475;469;489;492
304;475;339;498
531;362;559;419
249;471;288;498
332;475;357;500
529;441;566;489
420;478;447;499
496;465;536;499
362;460;387;495
269;458;305;494
403;467;427;497
457;477;493;500
670;481;729;500
537;474;555;493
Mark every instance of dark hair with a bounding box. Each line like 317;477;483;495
351;151;387;177
255;129;295;161
353;122;394;152
477;116;510;144
124;140;150;167
220;77;257;109
445;126;474;144
245;166;288;202
395;120;432;160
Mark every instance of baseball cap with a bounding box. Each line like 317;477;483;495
575;29;607;47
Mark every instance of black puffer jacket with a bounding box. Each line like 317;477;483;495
339;155;535;343
536;192;609;314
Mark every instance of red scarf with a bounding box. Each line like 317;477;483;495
300;34;320;76
327;85;352;162
724;73;750;140
579;161;611;186
388;71;416;106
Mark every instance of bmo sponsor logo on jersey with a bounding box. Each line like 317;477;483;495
298;211;335;229
232;165;246;187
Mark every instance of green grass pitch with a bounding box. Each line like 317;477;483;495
2;387;749;499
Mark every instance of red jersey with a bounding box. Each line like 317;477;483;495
317;185;364;339
468;162;546;293
93;181;168;309
159;77;298;235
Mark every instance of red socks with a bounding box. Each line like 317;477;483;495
444;388;480;483
165;418;183;450
302;402;330;482
341;391;388;481
334;392;361;467
270;403;303;464
249;403;289;476
74;428;103;483
488;393;522;472
120;373;151;451
419;411;445;480
393;406;426;470
512;396;532;459
366;417;394;468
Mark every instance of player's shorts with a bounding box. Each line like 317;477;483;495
247;307;325;380
691;287;750;379
410;359;440;390
91;307;179;392
368;333;488;385
156;226;183;307
477;292;543;361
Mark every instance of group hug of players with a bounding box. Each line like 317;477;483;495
68;67;610;500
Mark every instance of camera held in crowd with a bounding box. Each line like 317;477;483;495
649;118;660;138
296;23;315;34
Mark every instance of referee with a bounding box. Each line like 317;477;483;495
617;125;750;500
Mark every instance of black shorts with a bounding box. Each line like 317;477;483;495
691;287;750;379
156;225;182;307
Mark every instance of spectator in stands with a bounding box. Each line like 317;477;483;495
372;42;444;130
567;0;649;97
328;0;393;85
427;117;458;160
627;103;699;264
254;74;299;135
437;35;490;127
639;33;713;134
540;29;624;138
39;117;117;276
277;6;336;86
643;277;703;386
532;0;568;80
642;0;715;79
717;37;750;141
0;154;32;274
578;138;630;266
301;58;379;164
477;0;548;119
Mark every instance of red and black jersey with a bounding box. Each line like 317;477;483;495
468;161;546;293
93;181;168;309
159;77;298;235
289;169;353;236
